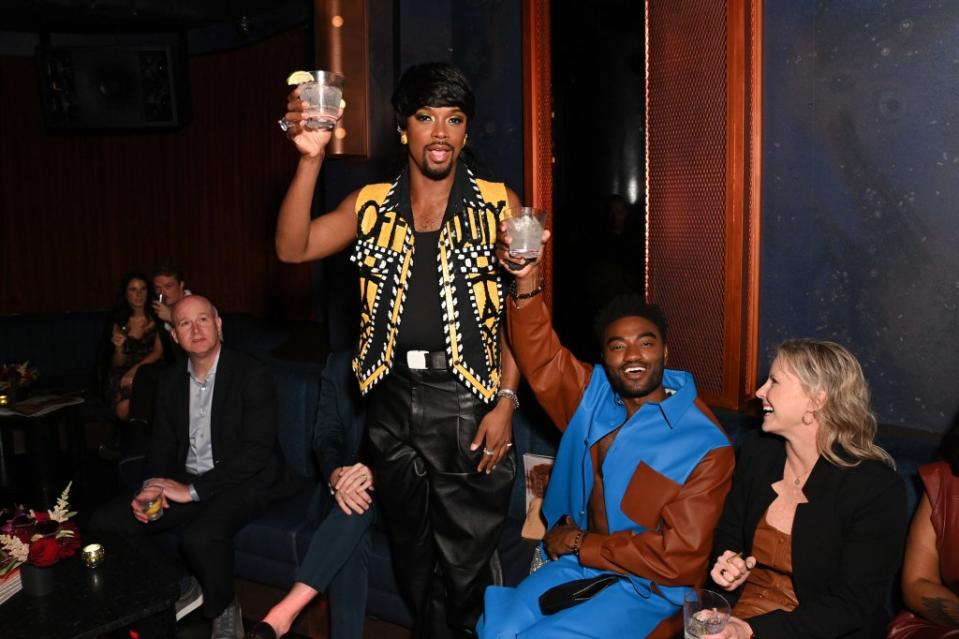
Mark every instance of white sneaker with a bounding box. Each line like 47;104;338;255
174;576;204;621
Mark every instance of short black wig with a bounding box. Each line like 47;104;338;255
391;62;476;127
594;293;668;346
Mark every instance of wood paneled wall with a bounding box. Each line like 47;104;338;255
0;29;313;317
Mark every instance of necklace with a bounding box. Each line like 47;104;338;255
786;459;812;486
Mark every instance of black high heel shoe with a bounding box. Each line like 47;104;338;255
244;621;277;639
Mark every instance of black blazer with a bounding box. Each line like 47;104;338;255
306;350;367;524
146;347;289;500
712;430;908;639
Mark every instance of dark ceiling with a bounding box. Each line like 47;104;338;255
0;0;308;33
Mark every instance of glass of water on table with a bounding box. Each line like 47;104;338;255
683;588;730;638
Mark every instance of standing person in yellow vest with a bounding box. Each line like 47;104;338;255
275;62;522;638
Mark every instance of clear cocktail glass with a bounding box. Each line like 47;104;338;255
683;588;730;639
295;70;344;130
503;207;548;259
136;485;164;522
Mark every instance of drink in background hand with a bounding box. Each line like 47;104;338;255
503;207;548;258
137;486;164;522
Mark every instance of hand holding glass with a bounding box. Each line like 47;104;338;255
296;70;344;130
683;588;730;639
137;486;164;522
503;207;548;258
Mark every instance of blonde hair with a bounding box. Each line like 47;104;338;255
775;339;894;469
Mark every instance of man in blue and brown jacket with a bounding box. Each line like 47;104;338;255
478;237;735;638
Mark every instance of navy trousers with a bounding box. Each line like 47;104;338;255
295;497;375;639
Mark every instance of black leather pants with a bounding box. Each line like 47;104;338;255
367;363;515;638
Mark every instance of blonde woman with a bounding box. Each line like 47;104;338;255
706;339;908;639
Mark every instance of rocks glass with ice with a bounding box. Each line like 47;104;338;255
137;485;165;522
683;588;730;638
295;70;344;130
503;207;548;259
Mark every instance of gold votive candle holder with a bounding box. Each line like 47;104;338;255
82;543;105;568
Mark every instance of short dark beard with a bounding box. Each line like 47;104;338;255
603;361;665;400
422;161;453;180
419;149;455;181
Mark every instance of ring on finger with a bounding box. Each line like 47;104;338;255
482;447;495;456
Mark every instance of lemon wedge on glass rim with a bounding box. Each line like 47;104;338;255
287;70;315;85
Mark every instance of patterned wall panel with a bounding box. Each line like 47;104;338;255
645;0;761;408
646;1;729;396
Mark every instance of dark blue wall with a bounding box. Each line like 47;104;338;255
399;0;524;194
761;0;959;433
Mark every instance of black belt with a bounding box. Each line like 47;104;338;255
403;350;448;371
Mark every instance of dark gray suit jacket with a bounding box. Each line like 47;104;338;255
146;346;290;500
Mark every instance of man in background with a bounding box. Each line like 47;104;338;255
152;263;191;333
91;295;295;639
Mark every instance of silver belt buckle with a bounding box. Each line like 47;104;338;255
406;350;429;370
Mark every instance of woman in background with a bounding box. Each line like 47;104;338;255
104;271;162;421
707;339;908;639
887;422;959;637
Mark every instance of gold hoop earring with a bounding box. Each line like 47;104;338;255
399;132;408;145
464;133;469;145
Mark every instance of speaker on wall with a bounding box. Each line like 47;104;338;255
36;35;190;131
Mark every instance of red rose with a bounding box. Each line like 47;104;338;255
33;512;50;523
28;537;61;567
58;522;82;558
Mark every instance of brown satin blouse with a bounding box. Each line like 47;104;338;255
733;513;800;619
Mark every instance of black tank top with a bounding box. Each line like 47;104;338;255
396;229;445;352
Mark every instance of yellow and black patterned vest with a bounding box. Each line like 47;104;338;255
350;167;508;402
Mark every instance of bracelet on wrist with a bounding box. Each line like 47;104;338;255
509;277;545;301
495;388;520;410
